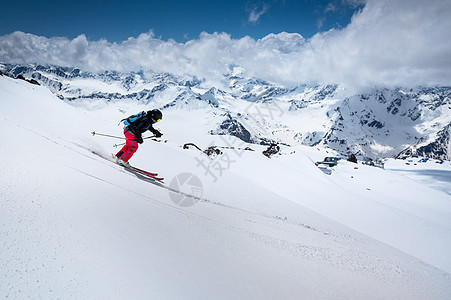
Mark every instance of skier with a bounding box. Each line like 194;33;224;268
115;109;163;167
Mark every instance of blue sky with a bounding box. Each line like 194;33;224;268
2;0;363;42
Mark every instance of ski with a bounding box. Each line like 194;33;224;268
130;166;164;181
129;166;158;177
110;154;163;181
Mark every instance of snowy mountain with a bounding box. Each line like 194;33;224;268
324;87;451;159
2;68;451;299
1;63;450;161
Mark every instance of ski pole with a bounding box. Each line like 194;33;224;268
113;142;125;148
91;131;125;140
112;135;158;148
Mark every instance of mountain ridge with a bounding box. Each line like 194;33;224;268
1;63;450;160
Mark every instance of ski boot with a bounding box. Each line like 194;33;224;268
117;158;131;168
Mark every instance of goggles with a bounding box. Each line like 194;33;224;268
154;118;161;123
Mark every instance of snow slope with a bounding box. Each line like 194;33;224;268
1;76;451;299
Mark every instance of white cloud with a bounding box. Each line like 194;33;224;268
1;0;450;90
325;3;337;13
247;3;270;23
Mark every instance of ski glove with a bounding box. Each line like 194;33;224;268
154;130;163;138
136;135;144;144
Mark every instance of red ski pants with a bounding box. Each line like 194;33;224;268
116;129;138;162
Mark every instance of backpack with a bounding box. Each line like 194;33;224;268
121;111;146;127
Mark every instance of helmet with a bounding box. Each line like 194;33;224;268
148;109;163;122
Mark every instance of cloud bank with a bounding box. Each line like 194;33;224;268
1;0;450;90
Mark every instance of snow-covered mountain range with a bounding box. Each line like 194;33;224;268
1;63;450;161
1;72;451;298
